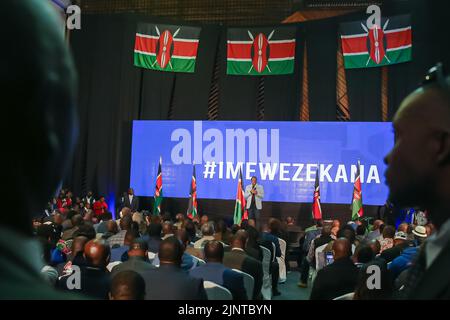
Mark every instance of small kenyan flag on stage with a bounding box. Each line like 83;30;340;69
153;157;163;216
351;160;364;221
340;15;412;69
187;165;198;220
227;26;296;76
134;23;201;73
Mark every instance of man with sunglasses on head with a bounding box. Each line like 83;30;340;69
384;63;450;299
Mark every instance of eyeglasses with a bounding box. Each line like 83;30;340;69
422;62;448;89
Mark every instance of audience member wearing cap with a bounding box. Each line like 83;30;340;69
388;226;429;279
380;231;415;263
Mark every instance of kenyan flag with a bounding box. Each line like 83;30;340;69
187;165;198;220
351;160;364;221
340;15;412;69
153;157;163;216
227;27;296;76
233;168;248;225
134;23;201;73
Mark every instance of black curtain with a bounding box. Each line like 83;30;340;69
305;17;338;121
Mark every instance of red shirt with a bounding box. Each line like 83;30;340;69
93;201;108;216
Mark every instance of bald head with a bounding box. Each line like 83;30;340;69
204;240;224;263
231;230;248;249
84;240;110;268
332;238;352;260
110;271;145;300
106;220;118;234
397;223;409;233
385;70;450;228
128;239;148;258
158;237;183;266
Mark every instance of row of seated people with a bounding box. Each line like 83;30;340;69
35;209;287;300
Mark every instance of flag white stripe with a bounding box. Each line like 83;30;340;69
134;50;196;59
228;57;294;62
341;33;367;39
386;44;412;52
343;51;369;56
384;26;411;34
227;39;295;44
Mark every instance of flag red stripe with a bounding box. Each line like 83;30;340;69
341;29;411;54
135;36;199;56
341;36;367;54
227;42;295;60
386;29;411;49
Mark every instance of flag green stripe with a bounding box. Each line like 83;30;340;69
227;59;294;75
343;47;411;69
134;52;196;73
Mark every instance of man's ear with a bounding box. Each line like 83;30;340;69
436;131;450;165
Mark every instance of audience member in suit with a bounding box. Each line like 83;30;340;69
140;237;207;300
57;236;89;276
107;214;132;248
353;260;393;300
121;188;140;212
140;223;162;253
352;244;375;268
62;214;83;241
310;238;358;300
58;239;111;299
190;240;247;300
94;211;113;234
194;222;216;249
366;220;384;241
111;239;155;278
298;224;333;288
109;270;145;300
161;221;175;240
244;225;263;262
223;230;263;299
110;231;135;262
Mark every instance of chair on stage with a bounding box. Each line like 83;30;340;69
277;238;287;283
203;281;233;300
232;268;254;300
260;245;272;300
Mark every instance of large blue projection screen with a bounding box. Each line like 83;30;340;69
130;121;393;205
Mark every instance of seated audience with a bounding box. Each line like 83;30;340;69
107;214;132;248
310;238;358;300
58;239;111;299
353;260;393;300
223;230;263;299
194;222;216;248
111;239;155;277
140;237;207;300
161;221;175;240
190;241;247;300
379;225;396;253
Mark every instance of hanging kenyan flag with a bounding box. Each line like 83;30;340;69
153;157;163;216
340;15;412;69
227;26;296;76
134;23;201;73
187;165;198;220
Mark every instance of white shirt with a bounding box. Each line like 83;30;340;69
128;195;133;204
426;219;450;269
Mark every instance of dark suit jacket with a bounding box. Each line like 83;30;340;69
122;195;139;212
57;265;111;300
310;257;358;300
140;235;161;253
189;262;248;300
409;242;450;299
111;256;156;278
140;264;207;300
223;249;263;299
